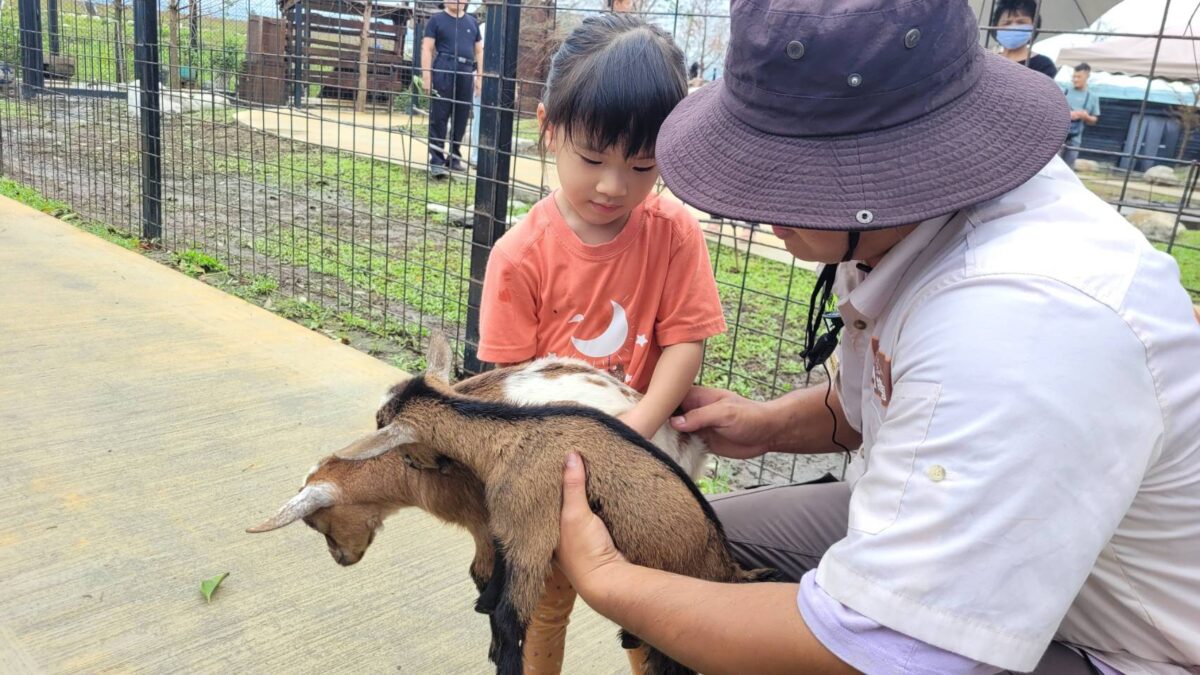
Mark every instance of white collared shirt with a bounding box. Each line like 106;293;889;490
819;157;1200;673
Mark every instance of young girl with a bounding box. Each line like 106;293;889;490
476;14;726;675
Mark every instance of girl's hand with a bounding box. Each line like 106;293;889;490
557;453;628;600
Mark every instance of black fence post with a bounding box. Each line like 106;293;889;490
291;0;305;108
134;0;163;241
47;0;60;55
463;0;520;374
17;0;44;99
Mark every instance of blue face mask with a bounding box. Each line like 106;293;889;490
996;25;1033;49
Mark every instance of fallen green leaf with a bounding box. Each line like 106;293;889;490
200;572;229;603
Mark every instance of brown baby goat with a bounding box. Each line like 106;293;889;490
324;346;774;675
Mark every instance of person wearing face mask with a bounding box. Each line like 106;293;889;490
992;0;1058;79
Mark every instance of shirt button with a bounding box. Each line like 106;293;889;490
927;465;946;482
852;319;868;330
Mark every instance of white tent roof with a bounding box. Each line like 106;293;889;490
1058;21;1200;82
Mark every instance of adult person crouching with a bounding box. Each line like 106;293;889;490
553;0;1200;673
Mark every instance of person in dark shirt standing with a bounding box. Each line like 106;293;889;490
422;0;482;178
992;0;1059;80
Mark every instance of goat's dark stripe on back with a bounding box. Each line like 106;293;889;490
398;377;729;542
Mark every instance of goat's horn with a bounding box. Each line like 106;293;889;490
246;483;337;533
334;423;416;461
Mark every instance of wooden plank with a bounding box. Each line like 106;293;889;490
303;57;406;74
307;72;405;91
293;45;408;65
307;12;401;34
303;35;399;51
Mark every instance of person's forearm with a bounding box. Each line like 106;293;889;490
421;39;435;81
475;43;484;81
626;341;703;436
765;383;860;454
585;563;853;675
1086;113;1098;125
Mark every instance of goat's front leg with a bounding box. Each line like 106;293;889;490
475;538;505;614
489;507;557;675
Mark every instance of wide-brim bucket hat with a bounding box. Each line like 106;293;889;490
656;0;1070;231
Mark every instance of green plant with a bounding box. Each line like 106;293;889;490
173;249;226;276
248;274;279;296
698;462;734;495
0;177;139;249
274;298;333;329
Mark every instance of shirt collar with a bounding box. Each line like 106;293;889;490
840;212;958;322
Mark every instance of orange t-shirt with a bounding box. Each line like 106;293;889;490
477;192;727;393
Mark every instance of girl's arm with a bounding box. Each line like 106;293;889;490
619;340;703;439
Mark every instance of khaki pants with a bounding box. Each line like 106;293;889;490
709;479;1100;674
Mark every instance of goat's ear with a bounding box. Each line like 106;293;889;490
334;422;418;461
246;483;337;533
426;332;453;384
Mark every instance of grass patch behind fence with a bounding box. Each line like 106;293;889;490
0;177;139;249
1159;229;1200;300
255;227;472;325
217;148;475;224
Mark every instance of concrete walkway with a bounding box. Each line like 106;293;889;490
0;198;625;673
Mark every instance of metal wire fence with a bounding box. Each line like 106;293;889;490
1;0;1197;488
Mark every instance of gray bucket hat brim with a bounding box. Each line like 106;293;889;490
656;52;1070;231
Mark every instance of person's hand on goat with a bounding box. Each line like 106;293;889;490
670;386;778;459
557;452;628;600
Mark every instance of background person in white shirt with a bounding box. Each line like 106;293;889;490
553;0;1200;673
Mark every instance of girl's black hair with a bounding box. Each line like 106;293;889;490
540;14;687;159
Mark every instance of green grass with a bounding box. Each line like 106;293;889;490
0;0;246;86
702;239;819;398
172;248;226;276
256;228;470;324
217;150;475;223
697;463;734;495
1158;229;1200;299
0;177;139;249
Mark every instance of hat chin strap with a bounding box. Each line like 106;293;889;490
800;231;860;372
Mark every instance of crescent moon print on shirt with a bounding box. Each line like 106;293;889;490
568;300;647;384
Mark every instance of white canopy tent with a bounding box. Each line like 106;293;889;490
1058;21;1200;82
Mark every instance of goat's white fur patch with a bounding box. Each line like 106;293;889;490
502;357;709;478
378;390;396;410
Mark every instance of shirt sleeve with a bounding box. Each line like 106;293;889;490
1088;94;1101;117
423;15;439;40
798;571;1001;675
654;217;727;346
476;244;540;364
815;275;1163;671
